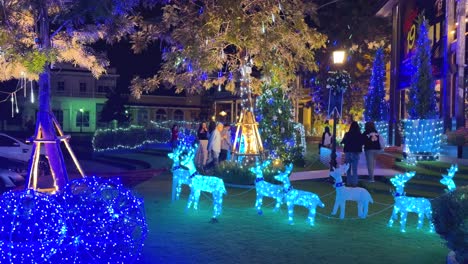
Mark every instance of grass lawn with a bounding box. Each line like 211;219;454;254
135;170;448;264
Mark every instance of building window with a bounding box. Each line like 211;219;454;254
57;81;65;91
156;109;167;122
173;109;184;121
76;110;90;128
52;109;63;128
97;85;108;93
79;82;87;93
137;109;149;125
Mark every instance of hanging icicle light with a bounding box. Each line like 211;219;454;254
11;93;14;118
262;22;266;34
14;93;19;113
272;13;275;23
30;81;35;103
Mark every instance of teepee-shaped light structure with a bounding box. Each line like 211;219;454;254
231;60;264;163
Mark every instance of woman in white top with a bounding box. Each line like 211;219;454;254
319;126;332;154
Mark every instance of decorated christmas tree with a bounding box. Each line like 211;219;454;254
365;48;388;121
256;85;302;163
407;18;438;119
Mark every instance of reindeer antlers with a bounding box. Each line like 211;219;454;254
390;171;416;186
440;164;458;192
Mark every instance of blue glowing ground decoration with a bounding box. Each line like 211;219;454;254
0;177;148;264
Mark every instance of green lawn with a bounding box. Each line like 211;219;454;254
135;170;448;264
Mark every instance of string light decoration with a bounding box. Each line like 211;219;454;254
388;172;434;233
168;144;190;201
0;190;67;263
180;146;227;221
440;164;458;192
329;164;374;219
57;177;148;263
274;164;324;226
249;160;284;214
402;119;443;162
92;123;197;152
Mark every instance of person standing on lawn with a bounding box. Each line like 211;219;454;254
219;123;232;162
363;121;381;182
206;123;223;168
341;121;364;187
170;124;179;149
195;122;209;167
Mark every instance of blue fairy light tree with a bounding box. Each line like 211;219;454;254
364;48;388;121
407;18;438;119
403;16;443;162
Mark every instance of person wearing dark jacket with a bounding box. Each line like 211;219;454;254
341;121;364;187
363;121;381;182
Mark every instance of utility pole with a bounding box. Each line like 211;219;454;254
455;0;466;128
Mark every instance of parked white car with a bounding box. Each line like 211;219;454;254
0;133;36;163
0;168;24;188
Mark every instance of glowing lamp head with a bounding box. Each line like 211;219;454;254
219;111;227;117
332;50;346;64
79;108;84;113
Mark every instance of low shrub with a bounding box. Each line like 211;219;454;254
432;186;468;263
214;161;288;185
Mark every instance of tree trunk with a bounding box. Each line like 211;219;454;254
26;1;68;190
457;145;463;159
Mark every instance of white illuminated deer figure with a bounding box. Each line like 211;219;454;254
388;171;434;233
274;164;324;226
440;164;458;192
249;160;284;214
330;164;373;219
168;145;190;201
180;145;227;222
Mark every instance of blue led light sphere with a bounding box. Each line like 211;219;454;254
56;177;148;263
0;190;67;264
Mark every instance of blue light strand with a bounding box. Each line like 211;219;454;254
0;190;67;263
0;177;148;263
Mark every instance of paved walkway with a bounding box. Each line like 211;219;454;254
290;152;400;181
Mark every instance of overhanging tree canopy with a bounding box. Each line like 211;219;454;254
130;0;327;97
0;0;152;190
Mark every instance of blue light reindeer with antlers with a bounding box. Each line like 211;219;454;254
440;164;458;192
274;164;324;226
249;160;285;215
180;145;227;222
388;172;434;233
168;144;191;201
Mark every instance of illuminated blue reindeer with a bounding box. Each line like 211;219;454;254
180;146;227;221
440;164;458;192
274;164;324;226
168;144;190;201
249;160;284;214
388;172;434;233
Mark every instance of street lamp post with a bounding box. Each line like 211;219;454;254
330;50;346;171
79;108;84;133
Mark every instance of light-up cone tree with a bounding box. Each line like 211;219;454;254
0;0;148;191
404;17;443;162
364;48;388;145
